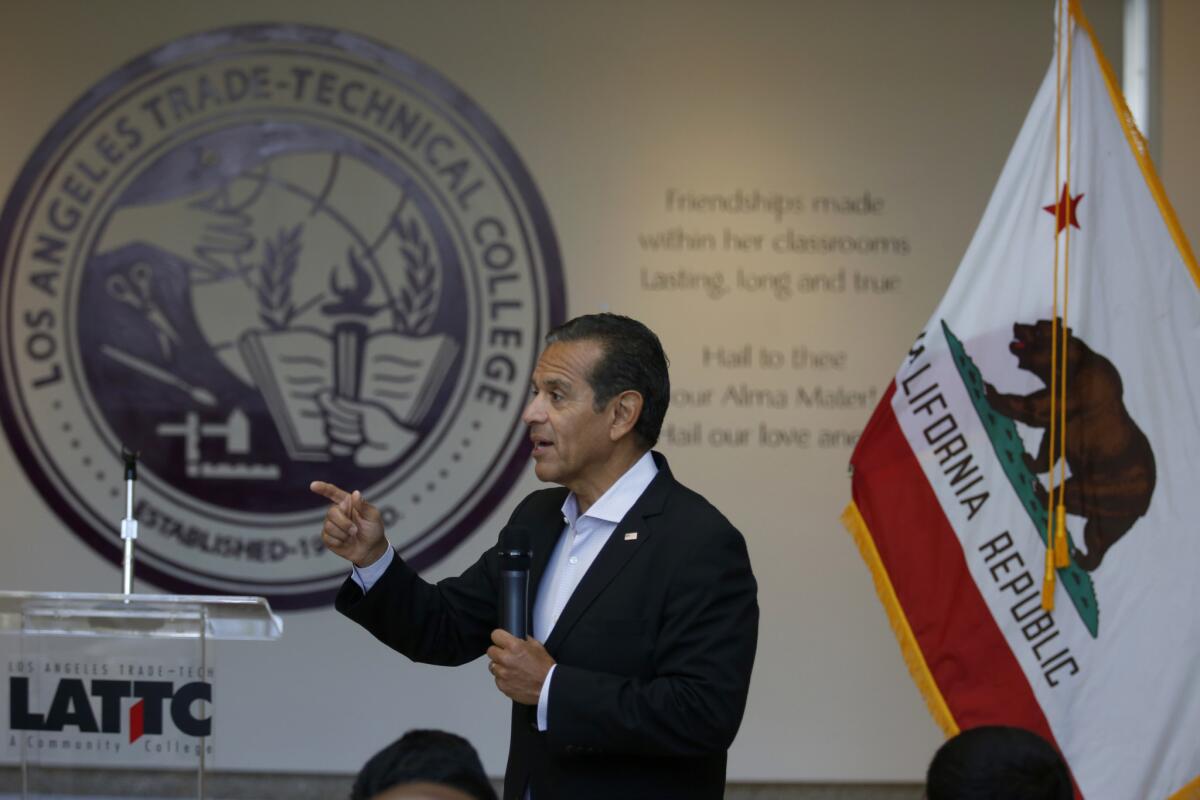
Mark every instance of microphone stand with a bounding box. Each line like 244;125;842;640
120;449;139;597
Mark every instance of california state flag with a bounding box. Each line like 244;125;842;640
843;2;1200;798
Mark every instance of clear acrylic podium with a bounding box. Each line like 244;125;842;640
0;591;283;799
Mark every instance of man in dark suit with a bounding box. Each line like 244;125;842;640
313;313;758;800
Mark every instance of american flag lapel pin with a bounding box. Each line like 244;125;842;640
624;532;638;541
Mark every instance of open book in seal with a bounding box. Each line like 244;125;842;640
238;326;459;462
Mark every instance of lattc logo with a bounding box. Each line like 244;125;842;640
9;677;211;742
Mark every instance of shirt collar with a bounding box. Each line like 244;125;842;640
561;450;659;526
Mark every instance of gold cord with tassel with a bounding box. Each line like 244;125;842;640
1043;0;1074;610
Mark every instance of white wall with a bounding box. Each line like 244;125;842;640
1162;0;1200;250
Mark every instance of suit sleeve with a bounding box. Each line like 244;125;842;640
334;494;534;666
545;520;759;757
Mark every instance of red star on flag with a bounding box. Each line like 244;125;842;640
1043;183;1084;233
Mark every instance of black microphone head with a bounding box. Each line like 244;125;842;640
499;526;530;554
498;526;531;569
121;448;139;481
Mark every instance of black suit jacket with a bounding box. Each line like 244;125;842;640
336;452;759;799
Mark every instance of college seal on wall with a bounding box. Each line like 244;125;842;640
0;24;564;609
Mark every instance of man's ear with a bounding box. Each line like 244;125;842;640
609;390;644;442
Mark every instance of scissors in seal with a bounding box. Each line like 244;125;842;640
106;262;182;359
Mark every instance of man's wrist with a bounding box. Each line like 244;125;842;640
350;544;394;594
353;540;390;569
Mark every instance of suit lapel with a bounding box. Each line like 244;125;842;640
527;490;569;611
543;457;673;652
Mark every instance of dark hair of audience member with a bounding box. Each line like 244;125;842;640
926;725;1072;800
350;729;497;800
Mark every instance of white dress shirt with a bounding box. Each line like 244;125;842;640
529;450;657;729
349;450;659;733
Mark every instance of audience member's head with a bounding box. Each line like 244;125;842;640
351;729;497;800
926;725;1072;800
368;783;475;800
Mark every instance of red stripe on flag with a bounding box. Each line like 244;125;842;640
850;381;1058;742
129;699;144;744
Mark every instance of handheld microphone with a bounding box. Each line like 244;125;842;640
497;526;532;639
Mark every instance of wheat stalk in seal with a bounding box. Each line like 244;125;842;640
256;224;303;331
390;214;439;335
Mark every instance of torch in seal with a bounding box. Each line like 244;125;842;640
323;249;376;458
